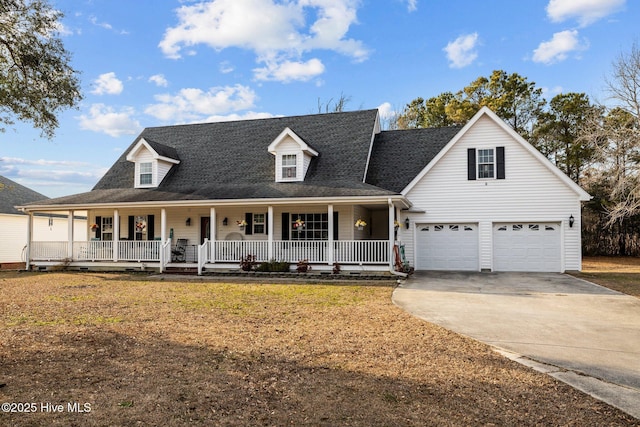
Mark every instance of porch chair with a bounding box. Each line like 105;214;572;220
171;239;188;262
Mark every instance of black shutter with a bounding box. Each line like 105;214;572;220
128;216;135;240
95;216;101;239
265;212;269;235
148;215;155;240
282;213;290;240
467;148;476;180
245;213;253;235
333;212;339;240
496;146;505;179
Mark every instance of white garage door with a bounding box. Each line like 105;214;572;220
493;223;561;272
416;223;479;271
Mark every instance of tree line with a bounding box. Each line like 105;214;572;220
391;44;640;256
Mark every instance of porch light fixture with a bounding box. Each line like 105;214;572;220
222;217;228;226
186;217;191;227
569;214;574;228
404;217;410;230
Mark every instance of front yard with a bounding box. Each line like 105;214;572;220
0;271;637;426
573;256;640;298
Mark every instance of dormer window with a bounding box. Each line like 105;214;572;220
282;154;297;180
268;127;318;183
139;162;153;185
126;138;180;189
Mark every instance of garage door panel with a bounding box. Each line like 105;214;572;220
417;223;478;271
493;222;561;272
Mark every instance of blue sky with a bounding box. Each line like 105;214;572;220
1;0;637;198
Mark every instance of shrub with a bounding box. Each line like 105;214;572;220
255;260;290;272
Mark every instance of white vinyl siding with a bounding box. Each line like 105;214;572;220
401;115;583;272
0;214;87;264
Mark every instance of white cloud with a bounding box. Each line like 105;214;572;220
443;33;479;69
159;0;368;82
91;72;124;95
144;84;258;123
202;111;277;123
546;0;625;26
406;0;417;12
377;102;395;120
219;61;234;74
77;104;141;137
149;74;169;87
532;30;586;64
254;58;325;82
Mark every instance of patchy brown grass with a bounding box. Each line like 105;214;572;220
573;256;640;298
0;272;637;426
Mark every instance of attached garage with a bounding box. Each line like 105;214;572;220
492;223;561;272
416;223;479;271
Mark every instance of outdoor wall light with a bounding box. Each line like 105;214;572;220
405;217;410;230
186;217;191;226
569;214;574;228
222;217;228;226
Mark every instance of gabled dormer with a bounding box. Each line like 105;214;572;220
126;138;180;188
268;127;318;182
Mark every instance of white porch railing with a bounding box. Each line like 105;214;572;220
198;239;209;275
30;239;390;267
31;241;68;260
160;240;171;271
117;241;161;261
213;241;269;262
74;241;113;261
334;240;390;264
272;240;327;263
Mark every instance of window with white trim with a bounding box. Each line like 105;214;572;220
139;162;153;186
291;213;328;241
477;149;495;179
253;213;265;234
281;154;297;180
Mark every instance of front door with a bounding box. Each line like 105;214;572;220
200;217;210;244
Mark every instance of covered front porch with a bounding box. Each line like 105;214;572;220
24;198;408;275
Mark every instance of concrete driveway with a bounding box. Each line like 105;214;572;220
392;271;640;419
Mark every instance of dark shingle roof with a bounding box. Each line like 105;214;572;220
0;175;49;214
82;109;389;203
366;126;461;193
144;139;179;161
23;110;464;208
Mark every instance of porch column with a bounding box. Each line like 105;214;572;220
160;208;167;273
388;200;395;270
327;204;334;265
67;210;74;259
161;208;167;243
25;212;32;271
113;209;119;262
210;207;216;263
267;206;273;260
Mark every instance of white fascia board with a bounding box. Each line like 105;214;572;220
126;138;180;164
401;106;592;201
17;194;411;213
268;127;318;156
